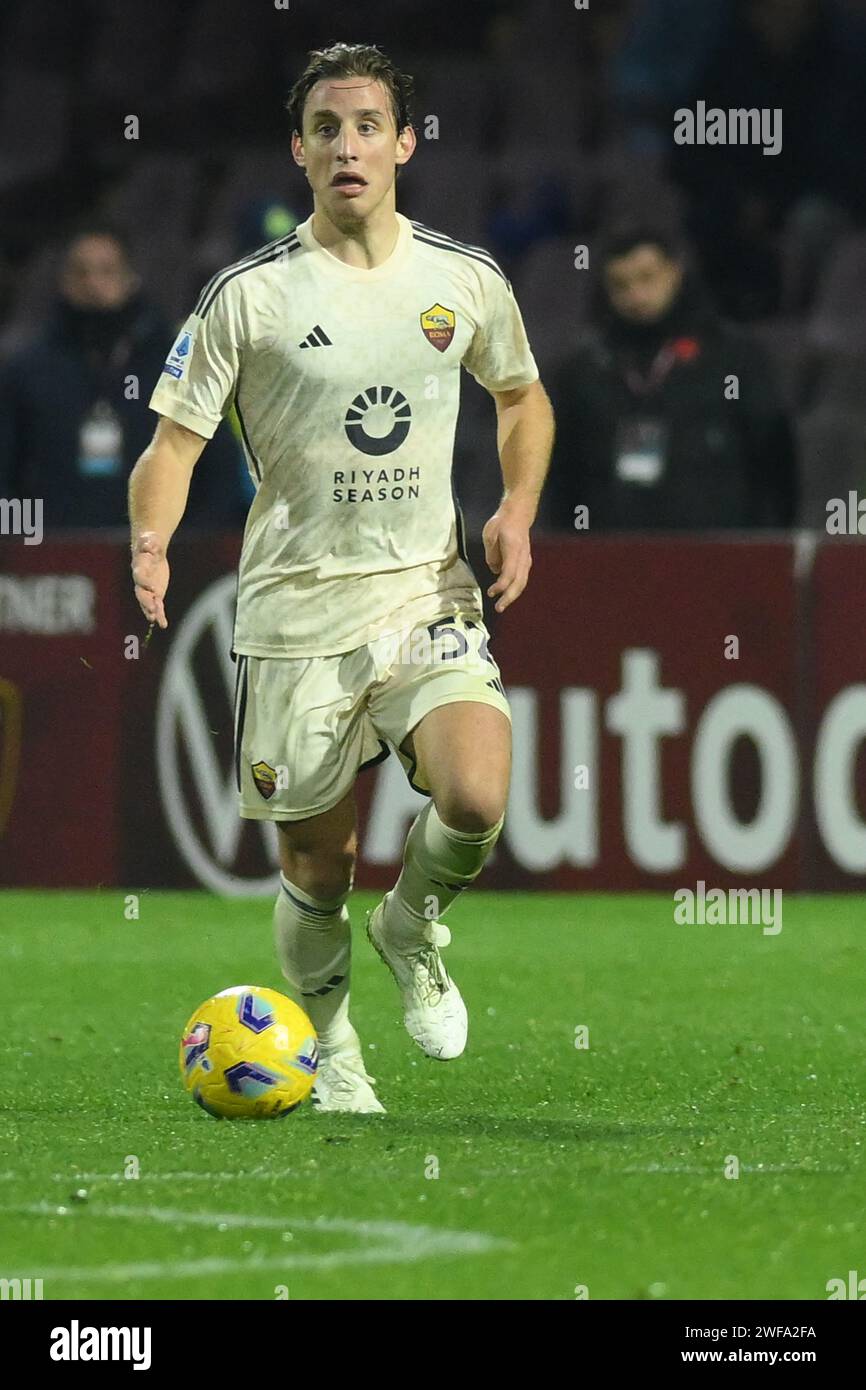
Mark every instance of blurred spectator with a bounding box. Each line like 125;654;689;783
545;223;798;531
235;198;299;259
614;0;729;158
485;174;572;275
0;224;249;527
614;0;866;318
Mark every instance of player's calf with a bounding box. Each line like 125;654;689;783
366;800;504;1061
273;875;354;1050
273;875;385;1112
273;806;358;1054
384;799;504;950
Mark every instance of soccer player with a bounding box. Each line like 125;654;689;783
129;43;554;1113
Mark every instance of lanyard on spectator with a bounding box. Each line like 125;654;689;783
622;343;678;397
84;333;135;395
78;335;136;479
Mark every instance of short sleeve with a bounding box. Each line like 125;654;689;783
462;269;540;393
148;278;242;439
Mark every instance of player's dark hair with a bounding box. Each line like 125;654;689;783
285;42;414;138
62;220;134;263
599;221;684;267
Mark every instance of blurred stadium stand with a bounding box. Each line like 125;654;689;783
1;0;865;534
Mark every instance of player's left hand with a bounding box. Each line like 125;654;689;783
482;500;533;613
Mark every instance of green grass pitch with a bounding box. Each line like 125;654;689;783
0;890;862;1301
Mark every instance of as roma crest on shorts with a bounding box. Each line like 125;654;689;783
252;759;278;800
420;303;456;352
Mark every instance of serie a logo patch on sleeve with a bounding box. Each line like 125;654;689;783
161;325;196;380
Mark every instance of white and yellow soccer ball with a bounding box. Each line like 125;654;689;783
179;986;318;1119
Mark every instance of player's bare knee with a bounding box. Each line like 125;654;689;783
306;869;354;901
280;844;355;901
436;793;505;836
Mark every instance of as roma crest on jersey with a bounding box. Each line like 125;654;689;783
420;303;456;352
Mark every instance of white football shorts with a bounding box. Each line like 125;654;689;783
233;611;511;821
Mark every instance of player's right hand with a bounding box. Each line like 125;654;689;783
132;534;170;629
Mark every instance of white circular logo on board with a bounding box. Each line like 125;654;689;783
156;573;280;895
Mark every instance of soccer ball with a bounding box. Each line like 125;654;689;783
179;985;318;1119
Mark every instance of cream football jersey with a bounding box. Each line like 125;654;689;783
149;211;539;657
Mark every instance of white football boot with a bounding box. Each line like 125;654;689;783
366;893;468;1060
310;1039;386;1115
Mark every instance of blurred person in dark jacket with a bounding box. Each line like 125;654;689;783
614;0;866;317
0;225;250;528
545;224;798;532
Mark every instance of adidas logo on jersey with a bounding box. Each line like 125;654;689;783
299;325;333;348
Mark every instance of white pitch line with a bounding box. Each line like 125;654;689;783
7;1248;483;1282
8;1201;507;1241
2;1202;511;1283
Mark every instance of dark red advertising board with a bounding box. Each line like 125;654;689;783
0;539;127;886
2;533;865;892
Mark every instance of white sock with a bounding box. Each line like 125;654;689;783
383;801;504;950
273;873;356;1055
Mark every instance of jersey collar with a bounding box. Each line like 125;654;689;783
294;211;411;280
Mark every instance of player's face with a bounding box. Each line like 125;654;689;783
60;235;138;310
292;78;414;219
604;245;683;325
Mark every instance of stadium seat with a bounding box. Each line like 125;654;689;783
796;407;866;529
400;149;493;248
0;244;59;357
411;55;496;153
807;232;866;352
512;236;596;373
1;0;84;76
98;155;200;321
593;143;686;232
0;69;69;193
195;147;304;277
492;58;585;154
172;0;284;152
101;155;200;237
779;195;853;316
748;318;811;415
81;3;178;105
176;0;266;101
806;349;866;417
